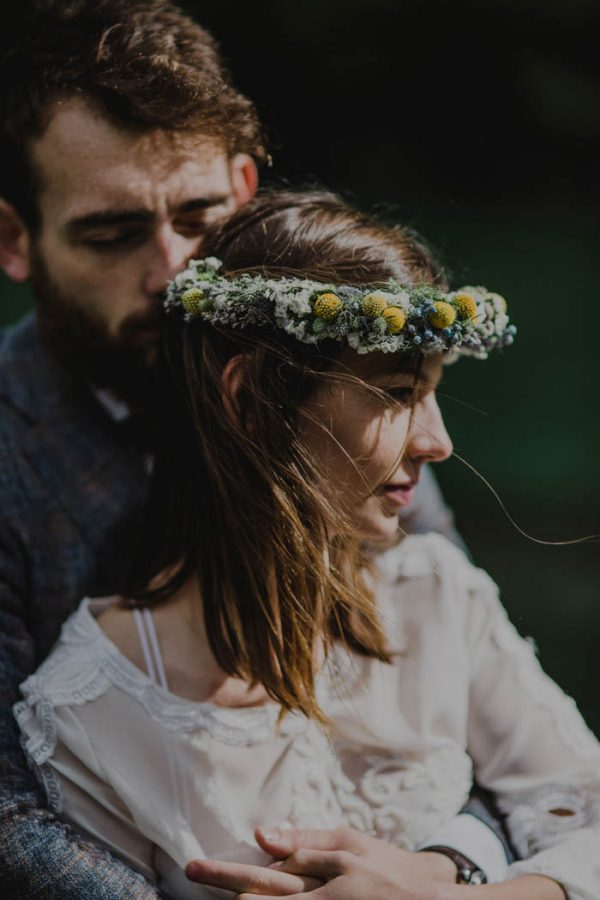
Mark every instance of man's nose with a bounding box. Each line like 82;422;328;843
408;394;453;465
143;227;201;296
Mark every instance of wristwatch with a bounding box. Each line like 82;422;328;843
420;845;488;885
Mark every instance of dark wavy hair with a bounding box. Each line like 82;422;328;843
127;190;446;721
0;0;267;229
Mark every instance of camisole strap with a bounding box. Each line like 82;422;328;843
133;607;169;690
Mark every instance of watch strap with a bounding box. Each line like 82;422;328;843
420;844;488;885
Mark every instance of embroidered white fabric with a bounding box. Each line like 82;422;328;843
14;534;600;899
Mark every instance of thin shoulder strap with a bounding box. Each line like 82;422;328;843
133;607;169;690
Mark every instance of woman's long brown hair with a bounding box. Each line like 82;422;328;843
126;190;446;720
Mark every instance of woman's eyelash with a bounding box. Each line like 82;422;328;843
386;387;415;402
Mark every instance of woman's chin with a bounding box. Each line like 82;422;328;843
353;506;400;546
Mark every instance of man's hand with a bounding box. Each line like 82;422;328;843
185;825;455;897
185;855;322;897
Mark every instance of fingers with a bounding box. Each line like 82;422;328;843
238;895;304;900
238;889;327;900
236;888;322;900
185;858;313;895
256;825;364;857
267;848;355;881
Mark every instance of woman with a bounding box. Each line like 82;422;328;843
15;191;600;899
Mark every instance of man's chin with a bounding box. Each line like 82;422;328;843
41;314;159;405
31;247;161;404
119;329;161;368
93;333;161;405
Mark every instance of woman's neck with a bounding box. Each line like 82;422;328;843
99;578;274;708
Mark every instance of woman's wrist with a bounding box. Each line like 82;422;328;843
418;850;462;882
419;845;488;884
434;875;567;900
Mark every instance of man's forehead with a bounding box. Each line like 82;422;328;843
30;96;231;218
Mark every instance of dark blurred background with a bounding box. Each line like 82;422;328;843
2;0;599;729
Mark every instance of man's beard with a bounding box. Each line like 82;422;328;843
31;249;162;410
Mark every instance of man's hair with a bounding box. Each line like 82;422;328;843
0;0;267;229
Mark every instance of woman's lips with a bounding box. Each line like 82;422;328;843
381;482;416;507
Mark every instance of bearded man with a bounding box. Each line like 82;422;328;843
0;2;508;898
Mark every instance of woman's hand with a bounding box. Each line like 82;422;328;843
237;847;445;900
185;825;455;897
258;826;457;884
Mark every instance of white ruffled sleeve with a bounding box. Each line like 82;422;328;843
464;561;600;899
13;650;159;885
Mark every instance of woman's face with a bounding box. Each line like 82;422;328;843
299;352;453;543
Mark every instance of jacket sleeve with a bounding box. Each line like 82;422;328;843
0;511;165;899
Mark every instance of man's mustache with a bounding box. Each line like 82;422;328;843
118;306;165;341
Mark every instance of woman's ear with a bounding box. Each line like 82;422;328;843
221;354;253;431
0;200;32;282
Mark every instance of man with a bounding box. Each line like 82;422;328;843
0;3;260;897
0;2;508;897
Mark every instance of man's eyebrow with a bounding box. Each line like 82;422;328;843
65;194;231;233
177;194;230;213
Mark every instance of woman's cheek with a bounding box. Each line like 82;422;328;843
364;415;410;482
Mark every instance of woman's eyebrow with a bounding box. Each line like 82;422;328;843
376;368;422;382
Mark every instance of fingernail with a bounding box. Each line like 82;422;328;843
185;862;200;880
260;826;281;842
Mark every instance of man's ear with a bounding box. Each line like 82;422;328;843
221;353;253;430
230;154;258;209
0;200;32;282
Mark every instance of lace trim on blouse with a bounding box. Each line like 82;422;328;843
499;781;600;858
13;598;311;812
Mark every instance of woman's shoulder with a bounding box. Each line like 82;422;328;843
371;532;503;636
373;532;495;590
17;598;113;708
95;601;149;673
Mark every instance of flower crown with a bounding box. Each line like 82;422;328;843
165;257;516;358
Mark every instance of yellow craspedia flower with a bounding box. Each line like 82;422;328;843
428;301;457;329
314;292;342;320
361;292;389;318
488;292;507;313
453;292;478;321
382;306;406;334
181;288;204;315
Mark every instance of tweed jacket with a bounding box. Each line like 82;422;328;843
0;313;500;899
0;314;163;898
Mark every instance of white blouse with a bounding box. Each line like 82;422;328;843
14;534;600;899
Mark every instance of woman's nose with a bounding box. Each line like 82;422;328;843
407;394;453;464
